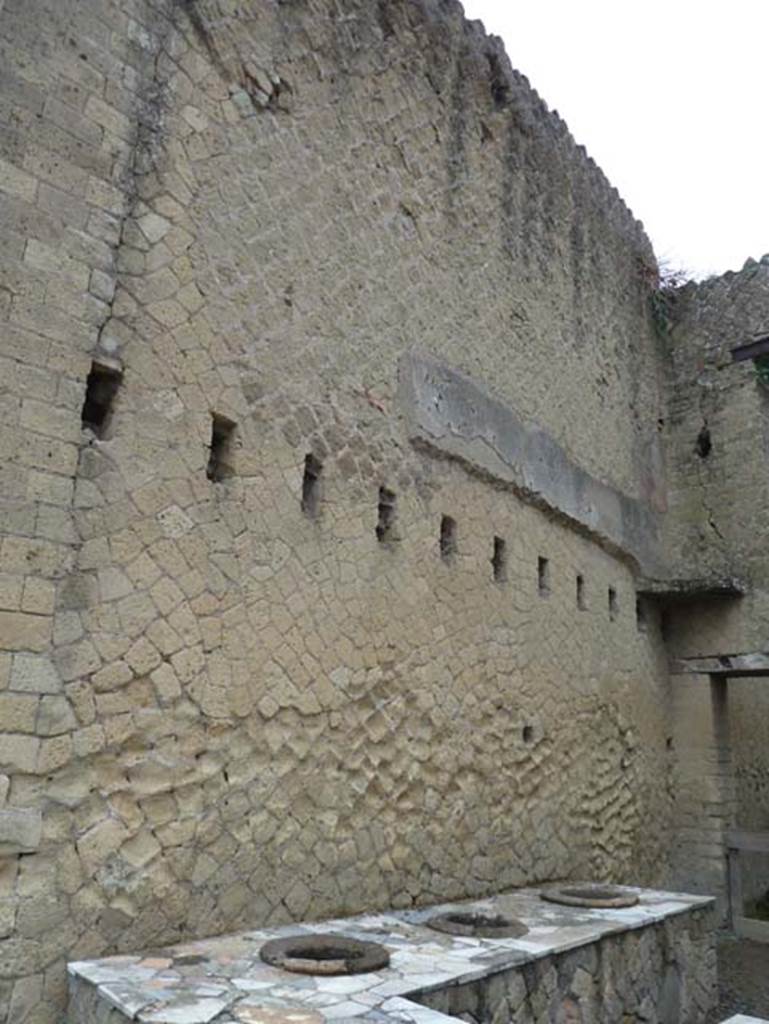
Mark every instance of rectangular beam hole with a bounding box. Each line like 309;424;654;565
440;515;457;561
537;556;550;596
492;536;507;582
206;413;237;482
81;361;122;438
576;574;586;610
376;486;396;542
301;453;323;517
608;586;619;621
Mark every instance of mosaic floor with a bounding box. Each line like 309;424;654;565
68;886;713;1024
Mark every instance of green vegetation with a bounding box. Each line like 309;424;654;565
637;256;690;340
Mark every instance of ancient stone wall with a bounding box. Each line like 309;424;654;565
668;676;736;916
0;1;176;1019
662;260;769;654
727;677;769;912
662;262;769;912
0;1;697;1021
730;679;769;833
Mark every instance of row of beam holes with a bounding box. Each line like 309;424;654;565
330;483;546;737
78;383;652;634
81;386;647;739
543;559;647;629
307;461;651;629
79;364;240;483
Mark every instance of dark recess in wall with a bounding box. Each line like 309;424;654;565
695;425;712;459
81;362;122;438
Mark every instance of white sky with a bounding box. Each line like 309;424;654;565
460;0;769;280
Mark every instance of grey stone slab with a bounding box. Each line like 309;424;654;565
378;997;461;1024
138;996;235;1023
99;982;156;1017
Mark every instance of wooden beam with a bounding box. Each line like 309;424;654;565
670;651;769;677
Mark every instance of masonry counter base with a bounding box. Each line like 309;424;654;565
67;885;716;1024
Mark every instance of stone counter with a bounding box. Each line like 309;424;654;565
721;1018;769;1023
68;886;716;1024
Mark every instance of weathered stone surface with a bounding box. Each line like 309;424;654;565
0;808;42;855
10;655;61;694
0;0;765;1022
0;612;50;653
0;734;40;774
419;907;716;1024
661;261;769;916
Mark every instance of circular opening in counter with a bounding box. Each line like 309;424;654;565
540;884;638;909
426;911;528;939
259;934;390;975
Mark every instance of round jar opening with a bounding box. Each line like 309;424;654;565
540;884;639;909
259;934;390;975
426;910;528;938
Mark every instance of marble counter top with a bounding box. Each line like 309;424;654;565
68;885;714;1024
